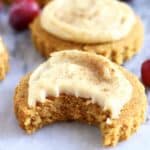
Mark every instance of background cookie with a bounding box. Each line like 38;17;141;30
30;16;143;65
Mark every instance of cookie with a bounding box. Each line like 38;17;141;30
0;39;9;80
14;50;147;146
30;0;144;64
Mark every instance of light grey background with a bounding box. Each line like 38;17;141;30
0;0;150;149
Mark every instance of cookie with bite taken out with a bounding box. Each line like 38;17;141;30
14;50;147;146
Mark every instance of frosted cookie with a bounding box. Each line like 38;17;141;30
14;50;147;146
30;0;144;64
0;38;9;80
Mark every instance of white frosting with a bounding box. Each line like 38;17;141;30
28;50;133;119
41;0;136;43
0;38;5;53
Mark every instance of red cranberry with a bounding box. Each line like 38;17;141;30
141;59;150;87
9;0;40;31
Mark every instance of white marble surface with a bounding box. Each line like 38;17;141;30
0;1;150;150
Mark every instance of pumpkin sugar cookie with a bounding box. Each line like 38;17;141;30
14;50;147;146
0;38;9;80
30;0;144;64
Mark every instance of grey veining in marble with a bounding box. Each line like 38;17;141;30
0;0;150;150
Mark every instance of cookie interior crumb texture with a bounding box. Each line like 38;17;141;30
14;51;147;146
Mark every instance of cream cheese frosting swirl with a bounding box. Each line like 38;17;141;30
41;0;136;43
28;50;133;119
